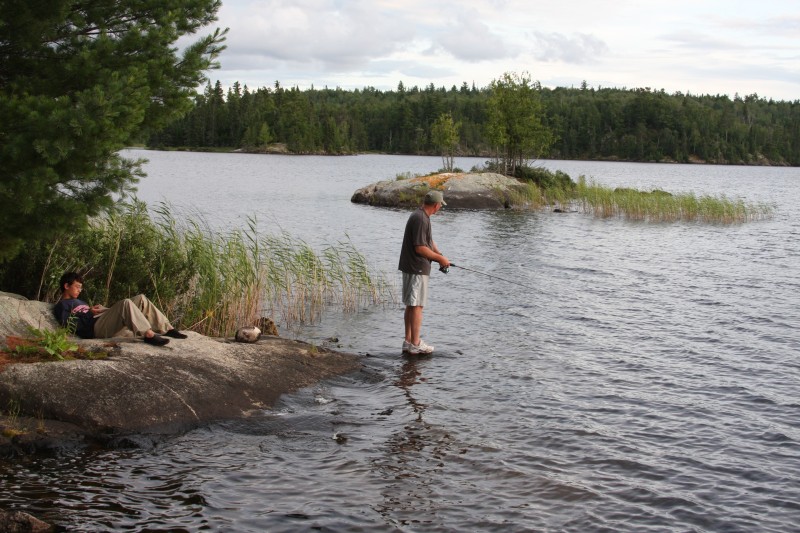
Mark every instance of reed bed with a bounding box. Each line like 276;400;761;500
150;205;393;336
1;201;393;338
505;180;576;211
505;182;545;208
495;165;773;223
573;177;773;223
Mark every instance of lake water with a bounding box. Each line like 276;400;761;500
2;151;799;531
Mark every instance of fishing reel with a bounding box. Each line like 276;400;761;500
439;265;449;274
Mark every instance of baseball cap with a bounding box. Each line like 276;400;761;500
424;190;447;206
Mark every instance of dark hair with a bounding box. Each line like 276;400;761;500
59;271;84;290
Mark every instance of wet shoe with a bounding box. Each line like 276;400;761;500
402;340;412;353
408;339;434;355
144;334;170;346
164;329;188;339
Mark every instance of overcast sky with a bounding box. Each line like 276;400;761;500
207;0;799;101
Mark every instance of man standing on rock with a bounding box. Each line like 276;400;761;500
53;272;187;346
399;190;450;355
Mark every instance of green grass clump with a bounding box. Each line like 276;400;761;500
1;401;24;439
574;176;773;223
482;164;773;222
24;327;79;360
504;181;544;207
2;327;109;362
395;171;418;181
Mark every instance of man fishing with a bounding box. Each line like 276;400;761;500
398;190;450;355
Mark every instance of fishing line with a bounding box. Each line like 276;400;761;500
440;263;536;290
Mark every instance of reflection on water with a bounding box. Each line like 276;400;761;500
2;152;799;531
375;357;448;528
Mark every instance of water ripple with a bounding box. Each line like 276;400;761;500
3;155;800;531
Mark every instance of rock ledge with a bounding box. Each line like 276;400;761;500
0;294;361;454
351;172;529;209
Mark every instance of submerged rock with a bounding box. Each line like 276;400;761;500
0;508;52;532
351;172;530;209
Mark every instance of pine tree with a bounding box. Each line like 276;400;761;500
0;0;226;260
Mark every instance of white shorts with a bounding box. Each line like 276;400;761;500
402;273;429;307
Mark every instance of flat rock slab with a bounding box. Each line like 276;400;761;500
351;172;528;209
0;333;359;437
0;294;361;452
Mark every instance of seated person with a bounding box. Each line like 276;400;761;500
52;271;187;346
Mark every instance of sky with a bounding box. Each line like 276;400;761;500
204;0;800;101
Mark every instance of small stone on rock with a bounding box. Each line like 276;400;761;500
234;326;261;343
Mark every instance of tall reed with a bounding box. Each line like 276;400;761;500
573;177;773;223
1;201;393;337
478;163;773;223
149;205;393;336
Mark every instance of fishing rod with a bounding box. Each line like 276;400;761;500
440;263;536;290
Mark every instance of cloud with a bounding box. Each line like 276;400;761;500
204;0;800;102
532;32;609;64
659;30;744;51
681;58;799;87
219;0;418;72
758;15;800;37
724;14;800;39
329;57;459;84
436;15;510;61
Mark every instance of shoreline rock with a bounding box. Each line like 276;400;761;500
0;294;361;455
351;172;530;209
0;508;53;532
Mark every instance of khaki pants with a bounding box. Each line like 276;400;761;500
93;294;173;338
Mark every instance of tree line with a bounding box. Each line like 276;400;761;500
150;80;800;166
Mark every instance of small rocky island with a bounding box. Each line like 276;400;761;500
0;292;361;455
351;172;530;209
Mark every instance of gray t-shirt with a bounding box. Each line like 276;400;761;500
399;207;433;275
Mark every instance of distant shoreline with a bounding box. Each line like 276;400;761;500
129;145;793;167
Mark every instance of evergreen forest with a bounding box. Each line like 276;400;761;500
150;80;800;166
